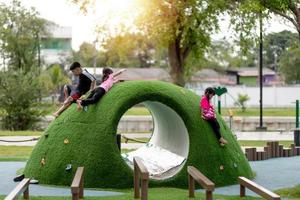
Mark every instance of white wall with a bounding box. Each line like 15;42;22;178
189;85;300;107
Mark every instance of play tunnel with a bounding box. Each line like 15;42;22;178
24;81;253;188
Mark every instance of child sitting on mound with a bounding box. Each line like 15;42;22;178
53;62;96;117
200;87;228;146
76;68;126;110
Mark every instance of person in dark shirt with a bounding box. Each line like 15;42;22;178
53;62;96;117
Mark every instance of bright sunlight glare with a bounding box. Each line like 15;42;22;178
93;0;141;34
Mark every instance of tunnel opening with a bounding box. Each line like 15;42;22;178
120;101;189;180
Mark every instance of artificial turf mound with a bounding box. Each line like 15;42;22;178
24;80;253;188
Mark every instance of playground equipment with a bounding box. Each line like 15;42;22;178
214;86;227;114
294;100;300;146
24;81;253;188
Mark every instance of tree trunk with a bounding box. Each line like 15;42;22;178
168;42;185;86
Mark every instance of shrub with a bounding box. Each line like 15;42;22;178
0;70;44;130
235;93;250;112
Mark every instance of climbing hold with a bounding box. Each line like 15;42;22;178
220;165;224;171
30;178;39;184
83;106;88;112
64;139;69;144
65;164;72;171
40;158;45;166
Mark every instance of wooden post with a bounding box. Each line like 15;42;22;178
79;174;84;199
141;179;148;200
23;187;29;200
134;160;140;199
279;145;284;157
264;146;270;159
291;144;296;156
275;142;279;157
71;167;84;200
133;157;149;200
188;174;195;198
240;184;246;197
206;190;213;200
187;166;215;200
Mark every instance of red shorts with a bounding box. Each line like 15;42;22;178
71;93;81;101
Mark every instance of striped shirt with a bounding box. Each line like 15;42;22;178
200;96;216;119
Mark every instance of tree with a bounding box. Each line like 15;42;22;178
264;30;299;70
39;65;69;102
279;47;300;84
102;33;157;68
258;0;300;40
72;0;233;86
72;42;98;67
0;0;48;72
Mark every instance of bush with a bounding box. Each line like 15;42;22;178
0;70;44;130
235;93;250;112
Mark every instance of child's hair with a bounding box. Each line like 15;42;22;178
102;67;113;82
205;87;215;96
69;62;81;70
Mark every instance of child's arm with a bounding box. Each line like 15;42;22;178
112;69;126;78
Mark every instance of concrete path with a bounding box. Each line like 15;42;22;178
1;157;300;197
0;162;122;197
0;136;39;146
235;131;294;141
198;156;300;197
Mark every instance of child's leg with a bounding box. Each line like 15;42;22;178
81;88;105;107
207;119;222;140
53;96;73;117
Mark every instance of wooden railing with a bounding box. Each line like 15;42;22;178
5;178;30;200
134;157;149;200
71;167;84;200
188;166;215;200
239;177;281;200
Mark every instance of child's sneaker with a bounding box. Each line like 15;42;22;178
219;137;228;146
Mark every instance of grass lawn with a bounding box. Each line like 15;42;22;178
0;146;33;161
121;107;296;116
238;140;293;147
275;184;300;200
0;188;263;200
124;106;151;115
221;108;295;117
0;131;42;136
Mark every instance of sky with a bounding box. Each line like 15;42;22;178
0;0;296;50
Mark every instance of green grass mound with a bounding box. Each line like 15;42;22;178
24;80;253;188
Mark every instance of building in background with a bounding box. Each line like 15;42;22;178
41;23;72;66
226;67;282;86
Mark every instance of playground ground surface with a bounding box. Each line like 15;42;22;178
1;157;300;199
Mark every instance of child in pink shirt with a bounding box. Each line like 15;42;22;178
200;87;228;146
76;68;126;110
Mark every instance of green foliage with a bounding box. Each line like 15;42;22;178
264;30;299;69
102;33;157;68
279;47;300;84
25;81;253;188
0;70;44;130
0;0;47;72
235;93;250;112
72;42;99;67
